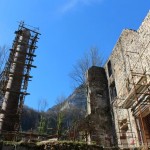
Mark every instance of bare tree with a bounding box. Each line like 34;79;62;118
90;47;103;66
0;45;8;74
38;99;48;112
45;95;66;139
55;95;66;140
0;46;8;105
37;99;48;134
69;47;103;87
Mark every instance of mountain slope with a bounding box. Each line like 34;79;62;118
21;85;87;133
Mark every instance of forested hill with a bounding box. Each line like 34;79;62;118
21;85;87;132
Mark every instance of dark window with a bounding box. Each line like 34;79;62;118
143;114;150;135
108;60;112;77
86;87;88;95
110;82;117;101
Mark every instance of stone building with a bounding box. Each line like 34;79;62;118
86;66;114;146
86;11;150;149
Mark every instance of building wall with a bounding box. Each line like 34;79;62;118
86;66;113;146
104;29;140;148
104;11;150;148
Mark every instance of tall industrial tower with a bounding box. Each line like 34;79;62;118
0;22;40;134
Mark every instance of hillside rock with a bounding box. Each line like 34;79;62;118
49;85;87;112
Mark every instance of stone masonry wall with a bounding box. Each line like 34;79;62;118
86;66;113;146
104;11;150;148
105;11;150;101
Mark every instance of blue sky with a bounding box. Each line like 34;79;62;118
0;0;149;110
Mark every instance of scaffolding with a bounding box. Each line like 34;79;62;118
0;22;40;137
125;49;150;149
112;38;150;149
113;102;138;148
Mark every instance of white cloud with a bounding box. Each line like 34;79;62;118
59;0;103;14
60;0;78;14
